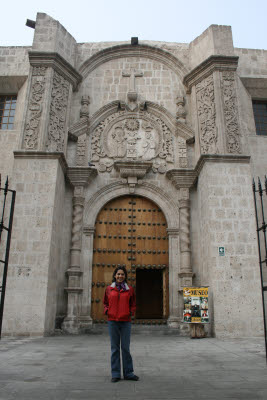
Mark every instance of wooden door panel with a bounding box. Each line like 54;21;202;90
91;196;169;322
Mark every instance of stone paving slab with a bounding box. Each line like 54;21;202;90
0;334;266;399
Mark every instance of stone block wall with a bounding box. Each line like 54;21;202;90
235;48;267;77
2;156;66;335
0;48;30;182
194;159;264;337
0;46;30;76
44;162;66;333
72;56;184;120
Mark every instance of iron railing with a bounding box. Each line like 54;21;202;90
252;177;267;361
0;176;16;339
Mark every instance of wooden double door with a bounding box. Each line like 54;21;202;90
91;196;169;323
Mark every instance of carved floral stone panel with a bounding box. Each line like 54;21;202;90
46;71;70;152
90;111;174;173
196;74;218;154
23;67;47;150
221;71;241;154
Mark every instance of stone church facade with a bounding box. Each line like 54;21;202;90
0;13;266;337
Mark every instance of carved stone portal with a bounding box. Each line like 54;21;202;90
91;111;174;174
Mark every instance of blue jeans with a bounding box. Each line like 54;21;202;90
107;321;134;378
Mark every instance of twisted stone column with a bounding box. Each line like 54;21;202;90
70;193;84;269
62;167;97;333
178;189;194;289
179;198;191;273
63;188;84;333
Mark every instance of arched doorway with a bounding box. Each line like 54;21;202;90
91;195;169;324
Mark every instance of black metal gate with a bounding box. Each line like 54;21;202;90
252;177;267;361
0;176;16;339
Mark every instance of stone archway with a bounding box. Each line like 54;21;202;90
90;195;169;324
79;180;181;330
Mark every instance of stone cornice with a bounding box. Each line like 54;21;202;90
29;51;82;90
195;154;250;176
166;169;197;189
114;160;152;179
67;166;97;187
14;150;68;174
79;44;189;80
68;118;89;140
183;55;239;93
167;154;250;189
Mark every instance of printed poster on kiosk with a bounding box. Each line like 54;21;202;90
183;287;209;323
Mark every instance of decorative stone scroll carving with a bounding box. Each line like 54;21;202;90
46;71;70;152
221;71;241;154
23;67;47;149
196;74;218;154
90;110;174;173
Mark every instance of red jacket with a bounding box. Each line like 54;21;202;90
103;282;136;322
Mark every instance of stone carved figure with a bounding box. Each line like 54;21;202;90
221;71;241;154
90;111;175;173
46;71;70;152
196;74;218;154
142;122;156;160
126;130;141;158
111;125;127;158
24;67;47;149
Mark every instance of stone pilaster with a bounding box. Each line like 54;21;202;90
22;52;82;154
79;226;95;330
183;56;241;159
62;167;97;333
166;228;180;327
166;169;197;288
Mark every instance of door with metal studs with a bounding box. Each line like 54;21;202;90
91;195;169;325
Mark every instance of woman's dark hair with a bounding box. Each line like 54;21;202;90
112;266;128;283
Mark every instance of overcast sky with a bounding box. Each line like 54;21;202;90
1;0;267;50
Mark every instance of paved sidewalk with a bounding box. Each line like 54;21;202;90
0;333;267;399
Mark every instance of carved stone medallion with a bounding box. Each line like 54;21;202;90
90;111;174;173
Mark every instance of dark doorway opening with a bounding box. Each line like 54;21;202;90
136;269;163;319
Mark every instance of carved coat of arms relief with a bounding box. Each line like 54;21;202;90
90;111;175;173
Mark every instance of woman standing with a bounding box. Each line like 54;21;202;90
103;266;139;382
